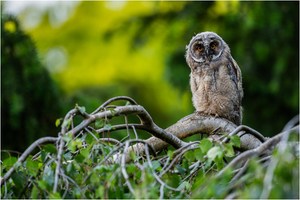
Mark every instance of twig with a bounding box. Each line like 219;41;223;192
181;160;202;182
91;96;138;114
159;184;164;199
70;105;187;149
99;138;121;145
159;142;199;177
53;109;77;193
222;125;266;143
96;124;143;134
121;141;136;195
217;126;299;178
84;127;99;141
282;114;299;131
230;160;249;184
144;144;181;192
59;168;84;198
0;137;57;186
260;123;292;198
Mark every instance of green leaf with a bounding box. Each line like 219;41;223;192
96;186;104;198
151;160;161;171
194;148;204;161
95;119;104;129
3;157;18;169
12;171;27;189
89;172;99;184
127;163;137;174
85;133;95;145
215;156;225;170
37;180;48;190
49;192;61;199
31;185;39;199
184;150;195;162
55;118;62;127
207;146;223;160
175;164;186;175
43;144;57;154
80;148;89;158
26;160;39;176
74;153;85;163
167;150;174;158
224;143;235;157
200;138;213;154
230;135;241;147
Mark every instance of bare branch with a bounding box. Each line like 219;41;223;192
222;125;266;143
260;122;293;198
124;113;264;163
121;141;136;195
217;125;299;178
0;137;57;186
70;105;187;149
54;108;78;193
92;96;138;114
282;114;299;131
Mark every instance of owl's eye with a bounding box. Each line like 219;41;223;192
193;43;204;53
210;41;218;50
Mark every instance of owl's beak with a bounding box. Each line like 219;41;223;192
204;46;210;60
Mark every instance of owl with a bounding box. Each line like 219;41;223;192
185;31;243;125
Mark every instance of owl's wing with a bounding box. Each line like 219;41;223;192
228;57;243;99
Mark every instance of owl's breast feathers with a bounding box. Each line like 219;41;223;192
190;59;242;125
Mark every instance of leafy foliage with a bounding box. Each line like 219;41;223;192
1;101;299;199
1;122;298;198
1;2;299;199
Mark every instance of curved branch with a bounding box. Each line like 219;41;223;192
118;113;265;163
92;96;138;114
70;105;186;149
222;125;266;143
282;114;299;131
145;114;237;152
0;137;58;186
216;125;299;178
144;113;263;153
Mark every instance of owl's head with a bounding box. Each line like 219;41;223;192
186;31;229;63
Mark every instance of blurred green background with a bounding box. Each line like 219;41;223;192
1;1;299;151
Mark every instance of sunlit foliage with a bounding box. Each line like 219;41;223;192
2;1;298;149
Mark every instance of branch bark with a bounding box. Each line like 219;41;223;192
114;113;264;162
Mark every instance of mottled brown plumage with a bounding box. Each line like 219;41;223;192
185;32;243;125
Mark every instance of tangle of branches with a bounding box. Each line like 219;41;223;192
1;96;299;199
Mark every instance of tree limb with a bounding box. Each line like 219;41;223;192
0;137;58;186
119;113;264;163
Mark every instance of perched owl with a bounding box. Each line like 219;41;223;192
185;31;243;125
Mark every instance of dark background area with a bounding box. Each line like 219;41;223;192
1;1;299;151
